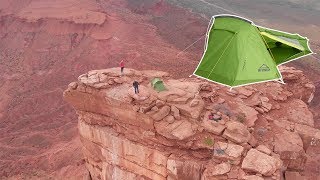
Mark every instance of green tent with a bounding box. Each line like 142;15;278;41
194;15;313;87
151;78;166;92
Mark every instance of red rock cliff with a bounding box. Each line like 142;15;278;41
64;67;319;180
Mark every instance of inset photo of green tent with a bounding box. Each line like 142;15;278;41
151;78;166;92
193;14;313;88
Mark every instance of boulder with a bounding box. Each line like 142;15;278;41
171;105;181;120
260;96;269;102
241;149;282;176
273;119;292;130
256;145;272;155
151;106;159;112
257;96;272;112
274;130;304;153
214;142;244;159
155;119;196;140
223;121;251;144
68;82;78;89
248;135;258;147
93;82;110;89
151;106;171;121
227;167;247;179
210;162;231;175
247;94;261;106
156;100;165;107
200;84;213;92
295;123;320;140
261;101;272;112
226;167;239;179
237;87;254;97
255;107;264;114
237;103;259;127
190;98;200;107
165;115;175;124
202;162;231;179
272;93;288;101
226;89;238;96
108;79;114;85
286;99;314;126
173;98;204;119
139;102;156;113
280;151;307;171
201;111;226;135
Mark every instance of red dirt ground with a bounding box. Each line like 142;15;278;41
0;0;207;178
0;0;319;179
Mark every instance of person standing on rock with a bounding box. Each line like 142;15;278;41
119;60;125;76
133;80;139;94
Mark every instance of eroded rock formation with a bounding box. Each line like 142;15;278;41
64;67;319;180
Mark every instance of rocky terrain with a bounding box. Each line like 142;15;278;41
1;0;320;179
64;67;319;179
0;0;206;178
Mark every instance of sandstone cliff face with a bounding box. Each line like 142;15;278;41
0;1;208;177
64;67;319;180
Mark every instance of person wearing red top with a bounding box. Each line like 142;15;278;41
119;60;125;75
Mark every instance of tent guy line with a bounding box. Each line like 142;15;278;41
176;34;206;57
311;54;320;61
198;0;240;16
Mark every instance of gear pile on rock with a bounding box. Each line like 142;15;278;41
63;67;318;180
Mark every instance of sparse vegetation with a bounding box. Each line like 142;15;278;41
213;104;232;117
215;148;225;155
203;137;214;146
236;113;246;123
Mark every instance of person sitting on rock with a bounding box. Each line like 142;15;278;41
133;80;139;94
119;60;125;76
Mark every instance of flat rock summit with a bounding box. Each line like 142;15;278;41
64;67;319;180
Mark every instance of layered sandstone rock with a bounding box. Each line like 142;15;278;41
64;67;319;180
241;149;282;176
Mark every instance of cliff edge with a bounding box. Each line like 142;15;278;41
63;67;319;180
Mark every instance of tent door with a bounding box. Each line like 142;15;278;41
260;32;304;64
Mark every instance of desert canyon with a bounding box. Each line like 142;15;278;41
1;0;320;179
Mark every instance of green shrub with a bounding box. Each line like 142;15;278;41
203;137;214;146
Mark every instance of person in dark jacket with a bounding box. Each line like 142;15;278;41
133;80;139;94
119;60;125;75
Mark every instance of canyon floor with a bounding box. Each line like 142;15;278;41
0;0;320;179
